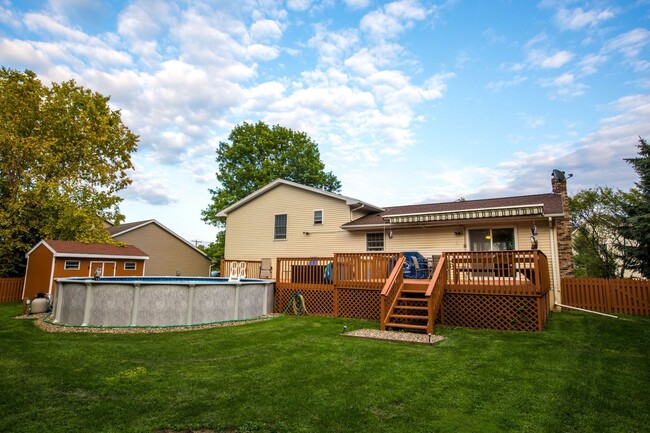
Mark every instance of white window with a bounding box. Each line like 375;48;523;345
124;262;136;271
468;228;515;251
64;260;80;270
366;233;385;251
313;209;323;225
274;214;287;240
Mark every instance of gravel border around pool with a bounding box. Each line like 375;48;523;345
15;313;277;334
344;329;445;345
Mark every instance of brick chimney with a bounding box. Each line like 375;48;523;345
551;171;574;278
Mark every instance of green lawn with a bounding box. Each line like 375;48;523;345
1;303;648;433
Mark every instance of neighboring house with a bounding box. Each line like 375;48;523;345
107;220;212;277
217;175;574;301
22;240;148;300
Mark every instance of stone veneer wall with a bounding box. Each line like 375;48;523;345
552;177;574;278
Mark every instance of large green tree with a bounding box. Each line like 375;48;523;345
0;68;138;276
569;187;635;278
620;137;650;278
202;121;341;228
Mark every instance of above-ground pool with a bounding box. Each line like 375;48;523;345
52;277;275;327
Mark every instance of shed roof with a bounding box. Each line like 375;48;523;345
27;240;149;259
342;193;564;229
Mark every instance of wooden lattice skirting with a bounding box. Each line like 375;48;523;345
275;287;380;320
441;291;550;332
275;287;550;331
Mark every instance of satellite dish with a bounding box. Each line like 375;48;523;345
552;169;566;181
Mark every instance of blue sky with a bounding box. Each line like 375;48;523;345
1;0;649;243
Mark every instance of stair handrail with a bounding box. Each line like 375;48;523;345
424;253;447;334
380;254;405;330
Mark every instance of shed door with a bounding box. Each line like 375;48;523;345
90;262;116;277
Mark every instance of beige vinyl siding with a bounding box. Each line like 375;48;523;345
113;223;212;276
384;226;463;256
224;184;560;294
225;184;367;263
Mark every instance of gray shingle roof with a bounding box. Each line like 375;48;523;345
342;193;564;228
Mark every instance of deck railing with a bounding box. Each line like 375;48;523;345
276;257;334;291
425;254;447;334
334;253;400;290
380;255;406;330
445;250;550;296
220;260;262;279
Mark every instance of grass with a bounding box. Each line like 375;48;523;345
0;303;649;433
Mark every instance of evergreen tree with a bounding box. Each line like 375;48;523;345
620;137;650;278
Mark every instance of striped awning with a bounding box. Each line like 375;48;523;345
384;205;545;224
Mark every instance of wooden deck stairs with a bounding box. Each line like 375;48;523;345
384;281;431;332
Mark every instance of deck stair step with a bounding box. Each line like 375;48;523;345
385;322;428;331
397;297;427;303
390;314;428;320
395;305;428;311
383;280;434;334
394;303;428;309
401;284;427;292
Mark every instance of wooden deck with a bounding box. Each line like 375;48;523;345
226;251;552;332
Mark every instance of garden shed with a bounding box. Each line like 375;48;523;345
22;240;149;300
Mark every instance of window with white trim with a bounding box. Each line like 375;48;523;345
366;233;385;251
274;214;287;240
124;262;137;271
64;260;80;270
313;209;323;225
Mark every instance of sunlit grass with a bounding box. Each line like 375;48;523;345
0;303;648;433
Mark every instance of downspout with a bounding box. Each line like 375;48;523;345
548;217;559;308
350;204;365;221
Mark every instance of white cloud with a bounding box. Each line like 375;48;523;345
0;5;21;29
554;7;615;31
241;81;287;111
578;53;607;76
539;72;588;99
287;0;311;11
250;19;283;42
121;168;179;206
24;12;87;41
482;28;506;44
360;0;430;41
247;43;280;60
486;75;527;91
528;48;574;68
117;1;176;40
604;28;650;59
477;94;650;197
19;13;133;68
344;0;372;9
519;113;545;128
